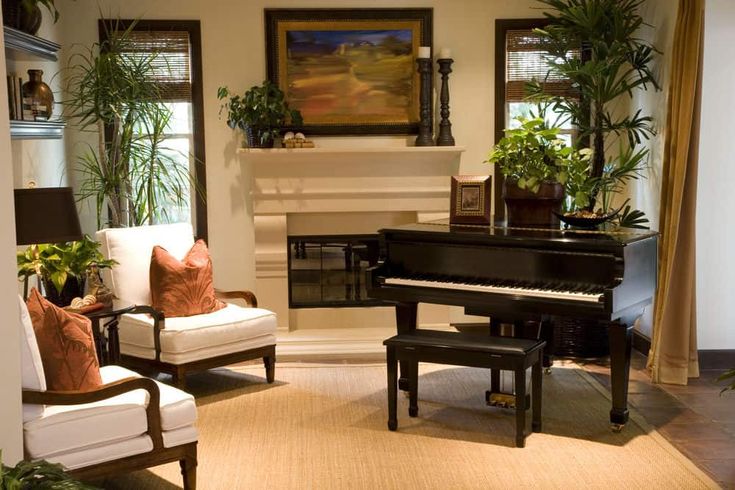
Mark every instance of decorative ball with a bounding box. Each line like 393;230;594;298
82;294;97;306
70;297;84;309
295;132;305;140
283;131;295;140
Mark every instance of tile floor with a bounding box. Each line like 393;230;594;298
580;352;735;488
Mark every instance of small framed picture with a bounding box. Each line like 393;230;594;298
450;175;492;225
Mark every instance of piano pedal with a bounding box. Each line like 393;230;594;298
485;391;532;410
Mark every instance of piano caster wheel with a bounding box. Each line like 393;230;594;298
388;420;397;431
610;423;624;433
409;406;419;417
544;367;552;375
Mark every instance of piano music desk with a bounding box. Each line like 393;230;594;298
384;330;546;448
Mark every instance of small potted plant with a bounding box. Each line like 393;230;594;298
217;80;303;148
486;115;587;227
17;235;117;307
2;0;61;35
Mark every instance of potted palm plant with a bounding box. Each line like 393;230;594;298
65;20;202;229
17;235;116;307
487;115;590;227
528;0;659;227
218;80;303;148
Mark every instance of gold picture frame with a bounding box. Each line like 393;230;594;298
450;175;492;225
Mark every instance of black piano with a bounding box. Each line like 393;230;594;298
367;219;657;430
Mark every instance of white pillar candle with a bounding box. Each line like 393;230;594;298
418;46;431;58
439;47;452;59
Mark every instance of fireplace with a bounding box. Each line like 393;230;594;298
288;234;384;308
241;144;463;332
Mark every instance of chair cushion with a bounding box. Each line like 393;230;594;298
24;365;197;460
122;333;277;364
119;304;277;353
96;223;195;306
18;295;46;422
150;239;226;318
26;288;102;392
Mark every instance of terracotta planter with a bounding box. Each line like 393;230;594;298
503;180;564;228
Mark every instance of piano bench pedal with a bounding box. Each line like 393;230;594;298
384;331;545;448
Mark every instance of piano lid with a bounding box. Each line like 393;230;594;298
380;218;658;247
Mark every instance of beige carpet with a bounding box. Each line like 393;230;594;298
102;362;718;489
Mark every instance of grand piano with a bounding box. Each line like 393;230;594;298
367;219;657;430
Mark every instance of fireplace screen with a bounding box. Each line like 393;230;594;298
288;234;384;308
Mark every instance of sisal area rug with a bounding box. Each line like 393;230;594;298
102;362;717;489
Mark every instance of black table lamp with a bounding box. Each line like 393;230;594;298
14;187;83;298
14;187;83;245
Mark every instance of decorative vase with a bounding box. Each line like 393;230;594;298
245;126;274;148
22;69;54;121
502;180;563;228
2;0;42;34
43;277;85;308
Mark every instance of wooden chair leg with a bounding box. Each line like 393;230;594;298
180;445;197;490
408;360;419;417
514;367;526;448
263;355;275;383
172;366;186;390
387;347;398;431
532;357;542;433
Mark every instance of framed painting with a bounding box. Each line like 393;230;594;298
265;8;433;135
450;176;492;226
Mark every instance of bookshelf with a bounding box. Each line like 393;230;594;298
4;26;65;139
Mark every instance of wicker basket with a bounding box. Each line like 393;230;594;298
552;317;610;358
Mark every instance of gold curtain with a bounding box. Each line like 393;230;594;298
647;0;704;385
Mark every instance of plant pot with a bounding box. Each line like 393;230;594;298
2;0;42;35
43;277;85;308
245;126;274;148
502;180;563;228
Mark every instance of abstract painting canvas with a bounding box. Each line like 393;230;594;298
266;9;433;135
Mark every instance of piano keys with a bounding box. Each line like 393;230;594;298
367;219;658;430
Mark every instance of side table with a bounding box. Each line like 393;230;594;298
84;302;136;366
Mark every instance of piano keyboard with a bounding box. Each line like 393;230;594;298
383;277;604;303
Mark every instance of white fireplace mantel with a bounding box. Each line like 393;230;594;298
240;145;464;353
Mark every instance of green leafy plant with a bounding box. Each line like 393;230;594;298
217;80;303;147
529;0;659;218
65;18;202;228
1;450;98;489
17;235;116;295
717;369;735;395
486;115;589;193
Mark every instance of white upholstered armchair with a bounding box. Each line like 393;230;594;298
18;296;198;488
96;223;277;388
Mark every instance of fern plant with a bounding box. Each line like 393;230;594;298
1;451;98;489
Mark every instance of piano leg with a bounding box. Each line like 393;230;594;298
395;302;417;392
608;320;633;431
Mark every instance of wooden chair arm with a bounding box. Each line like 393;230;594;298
23;377;164;450
215;289;258;308
128;305;166;361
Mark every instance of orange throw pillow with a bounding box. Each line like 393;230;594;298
26;288;103;392
150;239;226;317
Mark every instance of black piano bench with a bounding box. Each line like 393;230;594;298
384;330;546;448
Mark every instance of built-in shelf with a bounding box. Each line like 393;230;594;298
238;145;465;154
4;26;60;62
10;119;65;139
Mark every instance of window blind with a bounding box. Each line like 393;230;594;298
122;30;192;103
505;29;578;102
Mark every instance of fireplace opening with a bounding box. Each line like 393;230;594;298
288;234;385;308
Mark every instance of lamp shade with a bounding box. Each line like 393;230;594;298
14;187;83;245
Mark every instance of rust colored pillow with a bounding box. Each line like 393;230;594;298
26;288;102;392
150;239;226;317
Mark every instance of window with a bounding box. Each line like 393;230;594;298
99;20;208;240
494;19;578;220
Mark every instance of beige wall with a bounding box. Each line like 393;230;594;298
0;18;24;464
56;0;539;295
